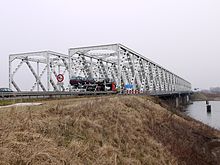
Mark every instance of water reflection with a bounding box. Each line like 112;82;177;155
184;101;220;130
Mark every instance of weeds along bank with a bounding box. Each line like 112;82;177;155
0;96;220;165
191;92;220;101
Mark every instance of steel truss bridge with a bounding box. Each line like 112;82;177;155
9;51;69;92
9;44;191;95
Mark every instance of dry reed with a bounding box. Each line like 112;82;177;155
0;95;219;165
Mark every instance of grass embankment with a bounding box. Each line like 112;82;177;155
0;95;220;164
191;92;208;101
0;98;71;106
0;95;111;106
191;92;220;101
0;98;51;106
202;93;220;101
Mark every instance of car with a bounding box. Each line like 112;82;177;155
0;88;14;98
0;88;13;92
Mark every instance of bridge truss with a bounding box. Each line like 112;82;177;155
9;44;191;93
69;44;191;93
9;51;69;91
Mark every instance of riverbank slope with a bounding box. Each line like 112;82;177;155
0;95;220;164
192;92;220;101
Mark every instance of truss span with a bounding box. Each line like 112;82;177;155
9;44;191;94
9;51;69;91
69;44;191;93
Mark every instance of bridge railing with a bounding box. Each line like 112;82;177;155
0;91;117;100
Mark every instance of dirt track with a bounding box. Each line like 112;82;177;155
0;95;220;165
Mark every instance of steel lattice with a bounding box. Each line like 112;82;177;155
9;51;69;91
9;44;191;93
69;44;191;93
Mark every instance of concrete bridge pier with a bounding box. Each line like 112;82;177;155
159;93;191;108
175;94;190;108
175;96;180;108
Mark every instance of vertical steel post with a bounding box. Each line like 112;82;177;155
117;45;122;93
9;56;12;89
46;52;50;91
58;64;61;91
68;49;71;91
37;61;39;92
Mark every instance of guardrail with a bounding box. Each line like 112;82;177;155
149;91;193;96
0;91;117;100
0;90;193;101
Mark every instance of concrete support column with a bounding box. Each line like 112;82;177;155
182;95;186;105
182;95;190;105
186;95;189;103
175;97;179;108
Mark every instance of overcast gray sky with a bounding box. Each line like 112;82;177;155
0;0;220;90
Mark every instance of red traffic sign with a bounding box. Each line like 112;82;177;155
57;74;64;82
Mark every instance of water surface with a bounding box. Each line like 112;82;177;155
185;101;220;130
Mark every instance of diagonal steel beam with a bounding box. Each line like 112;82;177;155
25;60;46;91
12;60;24;78
31;65;47;91
12;80;21;92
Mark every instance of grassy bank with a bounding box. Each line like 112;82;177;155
0;98;57;106
0;97;70;106
0;95;220;164
191;92;220;101
0;94;112;106
191;92;208;101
